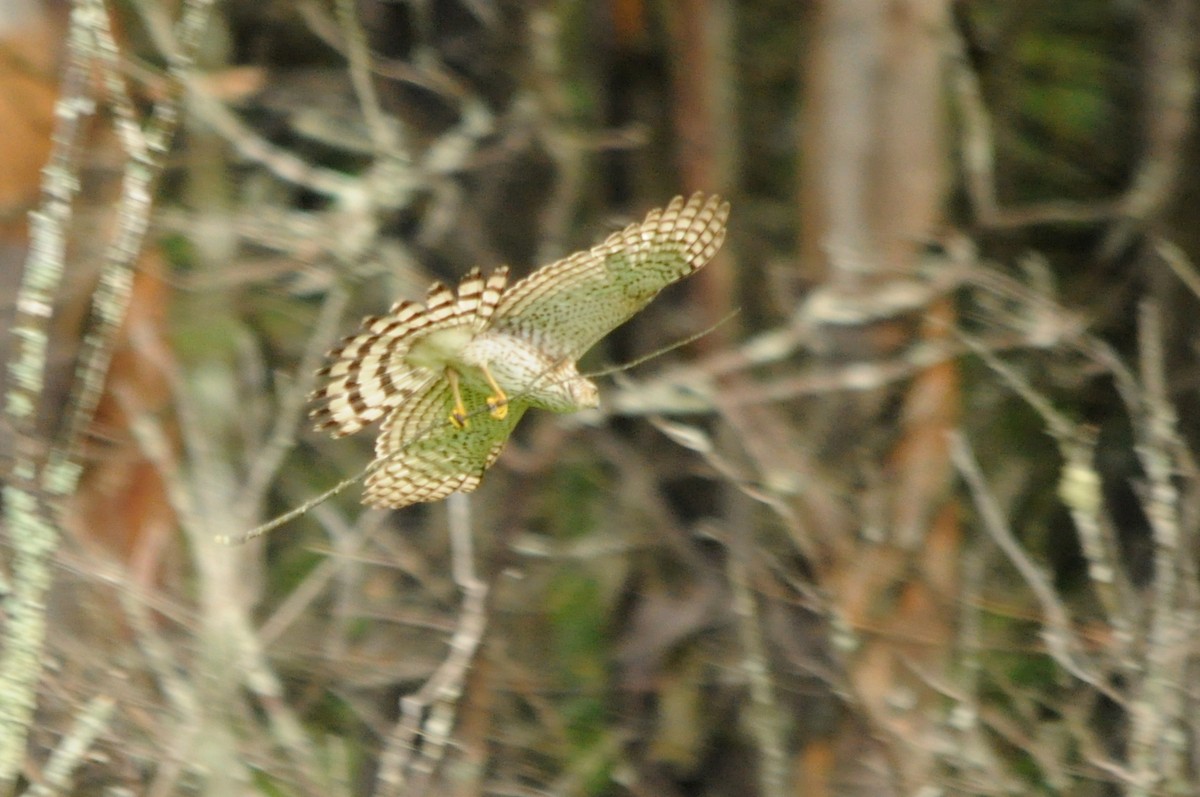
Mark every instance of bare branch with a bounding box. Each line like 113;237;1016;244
376;494;489;794
949;430;1121;704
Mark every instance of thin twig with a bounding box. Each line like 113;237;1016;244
236;285;350;518
23;695;116;797
957;330;1132;635
334;0;403;157
1125;301;1190;797
376;493;490;795
949;430;1121;704
726;492;789;797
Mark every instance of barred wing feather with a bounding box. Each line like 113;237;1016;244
492;192;729;362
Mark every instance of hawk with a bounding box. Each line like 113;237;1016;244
309;192;730;508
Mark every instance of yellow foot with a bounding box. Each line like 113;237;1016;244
480;362;509;421
486;396;508;420
446;368;469;429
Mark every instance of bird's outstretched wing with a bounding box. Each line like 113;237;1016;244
491;192;729;362
363;377;528;508
309;266;508;437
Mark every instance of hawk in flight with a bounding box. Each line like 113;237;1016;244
309;192;730;508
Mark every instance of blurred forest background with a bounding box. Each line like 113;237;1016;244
1;0;1199;795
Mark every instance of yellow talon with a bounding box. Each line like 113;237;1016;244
479;363;508;420
446;368;470;429
487;397;508;420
